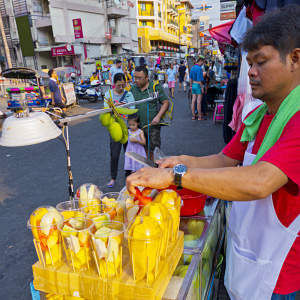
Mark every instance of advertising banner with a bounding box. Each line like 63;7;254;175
73;19;83;39
62;83;76;106
51;45;75;57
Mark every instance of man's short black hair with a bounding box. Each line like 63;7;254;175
48;69;54;77
197;57;204;62
242;5;300;61
115;59;121;64
135;65;148;76
93;72;96;74
180;60;184;64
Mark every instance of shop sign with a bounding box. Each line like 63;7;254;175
202;42;210;47
204;36;212;41
212;50;218;55
127;1;134;7
96;61;102;70
220;1;236;12
72;19;83;39
159;52;165;57
51;45;74;57
220;10;236;20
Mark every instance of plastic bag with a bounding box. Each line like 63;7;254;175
153;147;170;162
229;51;262;132
163;83;168;89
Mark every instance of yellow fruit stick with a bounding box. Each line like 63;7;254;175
146;255;150;283
69;249;76;273
92;250;101;276
47;241;55;266
120;246;123;275
58;242;61;263
105;254;109;278
37;241;46;267
84;246;90;269
33;239;45;267
113;251;118;276
131;244;136;281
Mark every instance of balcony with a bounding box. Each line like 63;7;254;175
167;5;178;15
187;23;193;28
174;1;180;5
106;0;130;18
139;9;154;17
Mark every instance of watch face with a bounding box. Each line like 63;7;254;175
174;164;187;175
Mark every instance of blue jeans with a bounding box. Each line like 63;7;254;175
271;291;298;300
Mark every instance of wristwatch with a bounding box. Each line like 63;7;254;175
173;164;188;190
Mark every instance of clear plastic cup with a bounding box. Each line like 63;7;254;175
101;192;125;223
125;216;163;282
75;183;103;209
56;200;85;219
89;220;125;278
58;217;94;272
27;206;64;267
126;204;143;224
154;189;183;242
140;202;172;258
82;204;114;222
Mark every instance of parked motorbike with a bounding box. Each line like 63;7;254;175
75;80;101;103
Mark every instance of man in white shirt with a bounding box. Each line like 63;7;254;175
109;60;123;87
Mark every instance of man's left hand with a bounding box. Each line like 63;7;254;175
151;116;160;126
126;167;174;195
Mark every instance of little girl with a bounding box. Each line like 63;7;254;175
124;113;147;176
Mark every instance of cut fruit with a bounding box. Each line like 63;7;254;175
40;212;55;235
68;235;80;254
107;238;119;262
47;235;59;248
93;237;107;259
69;218;85;230
61;224;78;237
127;206;139;224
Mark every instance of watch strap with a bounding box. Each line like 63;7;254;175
174;173;183;190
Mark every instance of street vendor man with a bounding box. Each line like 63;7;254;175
130;65;169;161
126;6;300;300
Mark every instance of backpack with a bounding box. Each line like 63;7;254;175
153;83;173;126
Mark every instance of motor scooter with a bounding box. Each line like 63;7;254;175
75;80;101;104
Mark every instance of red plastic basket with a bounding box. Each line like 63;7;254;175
165;185;207;216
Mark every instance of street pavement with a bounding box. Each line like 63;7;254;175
0;87;298;299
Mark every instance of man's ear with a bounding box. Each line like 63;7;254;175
290;48;300;71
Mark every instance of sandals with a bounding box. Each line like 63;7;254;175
198;117;207;121
192;116;196;120
107;180;115;188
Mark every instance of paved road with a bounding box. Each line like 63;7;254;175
1;87;298;299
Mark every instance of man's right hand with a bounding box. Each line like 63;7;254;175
157;156;184;168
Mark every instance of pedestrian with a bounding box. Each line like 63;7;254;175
104;73;135;188
189;56;205;120
201;67;210;117
178;60;186;92
109;59;123;88
130;65;169;161
124;113;147;177
48;69;66;112
165;63;177;98
183;66;190;92
123;67;132;91
126;6;300;300
90;72;99;82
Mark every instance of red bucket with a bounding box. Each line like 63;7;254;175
166;185;207;216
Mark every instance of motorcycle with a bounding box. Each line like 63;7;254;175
75;80;101;104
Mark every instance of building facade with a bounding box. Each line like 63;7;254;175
0;0;138;71
136;0;194;54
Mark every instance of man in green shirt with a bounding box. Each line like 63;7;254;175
130;65;169;160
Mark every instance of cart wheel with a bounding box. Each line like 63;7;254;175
217;259;230;300
88;95;98;103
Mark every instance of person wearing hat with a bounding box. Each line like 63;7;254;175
189;56;205;120
126;6;300;300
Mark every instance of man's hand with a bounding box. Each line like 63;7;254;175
157;156;184;168
151;116;160;126
126;167;174;195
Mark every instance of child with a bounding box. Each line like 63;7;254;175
153;73;159;85
124;114;147;177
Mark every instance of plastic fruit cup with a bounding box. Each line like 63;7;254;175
58;217;94;272
101;192;125;223
89;220;125;278
56;200;85;219
165;199;183;242
82;204;114;221
27;219;63;267
126;204;144;225
125;216;163;282
140;202;172;258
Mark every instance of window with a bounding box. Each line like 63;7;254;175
142;21;147;26
141;3;146;11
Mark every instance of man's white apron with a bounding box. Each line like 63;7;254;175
224;140;300;300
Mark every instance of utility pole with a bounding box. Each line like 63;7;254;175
179;16;181;58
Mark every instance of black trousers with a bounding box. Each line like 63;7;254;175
110;136;128;180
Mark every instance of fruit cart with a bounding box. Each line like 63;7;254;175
1;68;52;112
29;194;225;300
